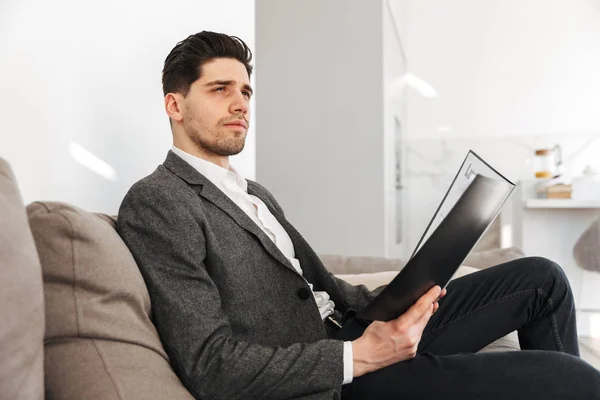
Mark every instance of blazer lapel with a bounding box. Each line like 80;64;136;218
246;182;348;306
162;151;298;275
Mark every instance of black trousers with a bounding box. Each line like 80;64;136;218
337;257;600;399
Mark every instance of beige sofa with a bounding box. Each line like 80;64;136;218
0;157;522;399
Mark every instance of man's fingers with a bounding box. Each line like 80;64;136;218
425;302;436;318
415;302;435;330
404;286;442;322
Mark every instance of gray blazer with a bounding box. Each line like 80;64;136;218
117;151;376;400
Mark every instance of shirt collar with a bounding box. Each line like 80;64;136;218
171;145;248;192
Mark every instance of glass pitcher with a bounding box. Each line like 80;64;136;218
534;145;562;179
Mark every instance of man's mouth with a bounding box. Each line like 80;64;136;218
223;120;248;129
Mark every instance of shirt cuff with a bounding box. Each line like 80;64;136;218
342;341;354;385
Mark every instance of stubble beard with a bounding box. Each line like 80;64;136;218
185;112;247;157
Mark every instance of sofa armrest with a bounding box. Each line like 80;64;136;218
462;246;525;270
334;266;481;291
319;254;406;275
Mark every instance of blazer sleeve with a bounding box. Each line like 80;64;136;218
117;183;344;400
329;274;385;311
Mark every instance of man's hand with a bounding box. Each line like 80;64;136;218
352;285;447;377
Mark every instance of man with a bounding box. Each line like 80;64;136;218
117;31;600;400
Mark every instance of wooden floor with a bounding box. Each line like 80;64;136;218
579;336;600;370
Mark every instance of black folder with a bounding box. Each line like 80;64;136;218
358;151;515;322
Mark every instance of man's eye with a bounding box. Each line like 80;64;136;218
242;91;251;98
214;87;225;92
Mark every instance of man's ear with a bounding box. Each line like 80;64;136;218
165;93;184;123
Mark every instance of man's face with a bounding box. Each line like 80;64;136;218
177;58;252;157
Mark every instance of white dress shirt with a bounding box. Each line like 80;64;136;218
171;146;353;385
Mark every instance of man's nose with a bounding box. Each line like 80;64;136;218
230;91;249;115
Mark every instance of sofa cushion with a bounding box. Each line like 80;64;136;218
27;202;194;399
0;158;44;400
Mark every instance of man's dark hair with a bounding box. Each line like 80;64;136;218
162;31;253;97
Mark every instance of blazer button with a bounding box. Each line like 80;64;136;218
297;287;311;300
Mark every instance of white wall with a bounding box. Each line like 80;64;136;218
406;0;600;140
403;0;600;255
0;0;255;214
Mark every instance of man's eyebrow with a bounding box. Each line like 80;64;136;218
243;83;254;95
205;80;253;95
